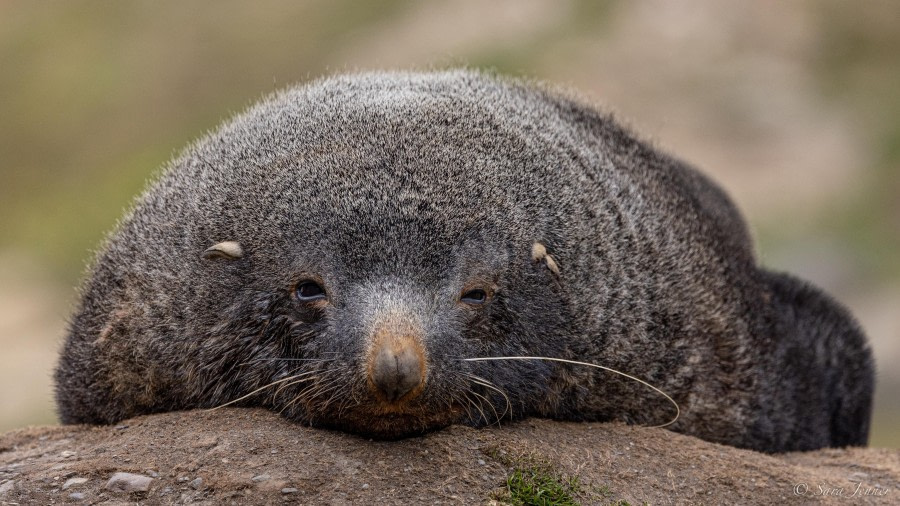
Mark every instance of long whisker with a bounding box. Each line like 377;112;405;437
314;374;353;414
465;373;512;421
452;391;477;423
318;386;346;414
239;357;336;366
463;356;680;428
272;371;320;397
282;373;343;414
208;372;312;411
466;389;501;427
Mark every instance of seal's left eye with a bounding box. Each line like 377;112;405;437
296;281;326;302
460;289;487;305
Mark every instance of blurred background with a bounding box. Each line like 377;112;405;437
1;0;898;447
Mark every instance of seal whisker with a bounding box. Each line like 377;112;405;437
465;388;502;427
271;372;320;398
450;391;476;423
239;357;337;366
463;356;680;428
465;373;512;421
280;382;322;415
333;392;359;418
284;372;344;414
208;371;316;411
315;380;351;414
460;390;489;425
301;382;342;414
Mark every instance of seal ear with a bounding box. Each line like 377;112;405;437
531;242;560;276
202;241;243;260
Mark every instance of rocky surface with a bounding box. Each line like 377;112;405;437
0;408;897;505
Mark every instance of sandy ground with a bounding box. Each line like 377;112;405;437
0;408;897;505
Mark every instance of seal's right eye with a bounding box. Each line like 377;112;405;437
460;289;488;305
295;281;326;302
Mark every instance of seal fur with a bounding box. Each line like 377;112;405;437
54;70;874;452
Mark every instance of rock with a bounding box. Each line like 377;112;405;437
0;408;897;505
281;487;298;494
62;477;88;490
69;492;85;500
105;472;153;493
190;477;203;489
0;480;15;495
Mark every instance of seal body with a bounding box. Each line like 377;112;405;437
54;70;874;452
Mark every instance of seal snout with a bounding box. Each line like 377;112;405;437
366;320;427;405
371;339;423;402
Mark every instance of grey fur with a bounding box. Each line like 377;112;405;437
54;70;874;452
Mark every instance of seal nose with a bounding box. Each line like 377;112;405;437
371;340;423;402
367;329;426;404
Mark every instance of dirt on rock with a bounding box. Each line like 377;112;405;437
0;408;897;505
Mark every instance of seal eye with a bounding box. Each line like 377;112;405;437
296;281;326;302
460;289;487;305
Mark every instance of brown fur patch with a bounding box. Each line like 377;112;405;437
95;307;131;345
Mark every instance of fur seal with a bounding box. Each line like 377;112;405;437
54;70;874;453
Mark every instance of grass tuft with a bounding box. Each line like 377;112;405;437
502;465;581;506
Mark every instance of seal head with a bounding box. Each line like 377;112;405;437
55;71;580;439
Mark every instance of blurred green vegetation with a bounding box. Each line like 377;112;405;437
803;0;900;283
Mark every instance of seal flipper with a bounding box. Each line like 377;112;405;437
758;269;874;451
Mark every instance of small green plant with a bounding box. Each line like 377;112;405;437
502;465;581;506
486;446;631;505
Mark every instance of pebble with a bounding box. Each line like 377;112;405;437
69;492;85;501
0;480;15;494
105;472;153;493
361;483;370;490
281;488;298;494
477;459;486;466
190;477;204;489
62;477;88;490
60;450;77;458
251;474;271;483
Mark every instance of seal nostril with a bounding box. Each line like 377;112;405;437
371;341;424;403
